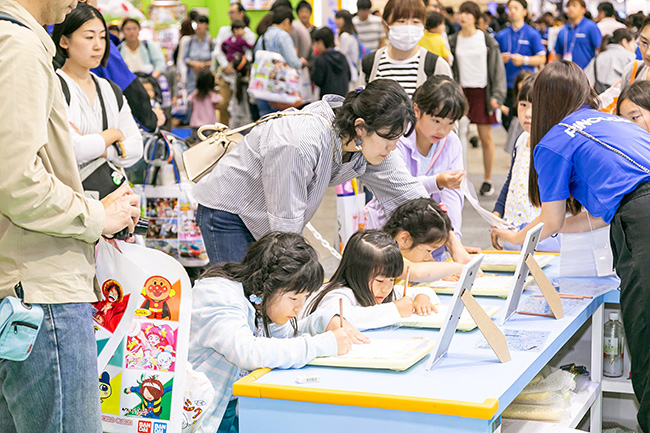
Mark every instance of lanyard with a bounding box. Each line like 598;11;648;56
564;21;581;57
508;27;523;54
423;136;448;176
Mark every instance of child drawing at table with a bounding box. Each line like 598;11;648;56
188;232;366;432
303;230;440;331
491;74;561;252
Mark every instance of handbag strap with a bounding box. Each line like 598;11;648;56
558;122;650;174
424;136;448;176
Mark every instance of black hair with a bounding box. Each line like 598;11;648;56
496;4;506;15
202;232;324;337
600;27;635;52
232;53;251;103
195;69;215;100
508;0;528;10
459;1;482;27
412;75;468;122
52;3;110;68
296;0;312;13
121;17;140;30
445;7;454;15
357;0;372;11
517;73;535;102
627;12;645;30
306;230;403;314
231;19;246;31
271;0;293;11
597;2;615;18
617;80;650;115
312;27;335;49
136;72;163;104
108;24;120;33
425;12;445;30
514;69;532;101
335;10;357;35
272;6;294;25
189;10;199;21
383;198;452;249
196;15;209;24
335;79;416;142
232;2;246;13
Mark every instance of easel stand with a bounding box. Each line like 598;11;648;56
461;289;511;363
518;254;564;319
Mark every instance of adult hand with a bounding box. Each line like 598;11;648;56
436;169;465;189
511;53;525;67
464;245;482;254
501;52;511;63
154;106;166;127
489;99;500;110
152;70;162;79
332;328;353;355
413;294;438;315
101;184;140;236
100;128;125;148
300;57;309;68
394;296;414;317
491;227;522;245
223;64;235;75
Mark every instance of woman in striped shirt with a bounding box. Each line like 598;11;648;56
193;79;429;265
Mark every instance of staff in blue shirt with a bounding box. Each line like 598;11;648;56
493;61;650;433
553;0;601;69
496;0;545;129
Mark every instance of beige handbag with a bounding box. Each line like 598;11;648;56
182;112;333;183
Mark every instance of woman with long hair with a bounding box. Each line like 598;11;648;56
493;61;650;431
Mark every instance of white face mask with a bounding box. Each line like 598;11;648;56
388;25;424;51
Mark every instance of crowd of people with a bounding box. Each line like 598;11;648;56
5;0;650;432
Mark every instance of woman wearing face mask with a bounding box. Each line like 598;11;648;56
360;0;451;97
193;79;430;265
449;1;506;197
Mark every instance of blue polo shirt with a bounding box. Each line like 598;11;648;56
534;107;650;223
496;23;546;88
554;17;601;69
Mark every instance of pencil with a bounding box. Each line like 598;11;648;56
517;311;554;318
404;266;411;298
339;297;343;328
533;293;592;299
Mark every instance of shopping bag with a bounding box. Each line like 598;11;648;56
560;226;615;277
336;180;367;252
248;49;300;104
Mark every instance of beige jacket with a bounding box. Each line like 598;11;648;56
0;0;105;303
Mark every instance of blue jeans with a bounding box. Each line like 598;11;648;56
0;303;101;433
197;205;255;265
217;399;238;433
256;100;280;117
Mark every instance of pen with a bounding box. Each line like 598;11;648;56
533;293;592;299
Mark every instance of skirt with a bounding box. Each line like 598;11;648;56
463;87;498;125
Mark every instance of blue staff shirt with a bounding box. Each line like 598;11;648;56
554;18;601;69
534;107;650;223
496;23;546;88
91;33;136;91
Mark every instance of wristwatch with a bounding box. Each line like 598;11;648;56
524;56;530;65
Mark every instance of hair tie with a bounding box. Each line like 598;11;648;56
354;86;364;95
249;294;262;305
438;202;449;213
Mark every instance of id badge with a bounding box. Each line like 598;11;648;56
594;245;613;277
563;52;573;62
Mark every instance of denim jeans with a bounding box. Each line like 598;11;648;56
217;399;238;433
197;205;255;265
0;303;101;433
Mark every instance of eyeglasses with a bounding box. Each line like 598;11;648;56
637;38;650;51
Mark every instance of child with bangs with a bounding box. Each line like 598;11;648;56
303;230;440;331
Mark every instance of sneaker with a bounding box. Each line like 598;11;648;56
470;136;479;148
479;181;494;196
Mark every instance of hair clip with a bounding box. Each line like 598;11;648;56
249;294;263;305
438;202;449;213
354;86;364;95
354;138;363;151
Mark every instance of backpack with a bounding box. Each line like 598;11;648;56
353;34;371;60
361;46;440;85
57;73;124;111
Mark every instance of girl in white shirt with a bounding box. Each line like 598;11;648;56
304;230;440;331
52;4;142;172
335;10;360;86
189;232;363;432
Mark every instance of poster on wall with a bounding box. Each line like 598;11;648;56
241;0;274;10
95;240;192;433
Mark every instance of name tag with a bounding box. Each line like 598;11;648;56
519;40;530;45
576;33;586;38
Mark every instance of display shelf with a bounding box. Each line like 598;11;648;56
602;376;634;395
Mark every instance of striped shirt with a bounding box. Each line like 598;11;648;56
374;50;421;96
584;44;636;89
353;14;384;52
192;95;428;240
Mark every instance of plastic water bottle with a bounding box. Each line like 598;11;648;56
603;312;625;378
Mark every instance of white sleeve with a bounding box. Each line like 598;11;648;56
396;284;441;305
316;289;401;331
72;130;107;166
106;95;143;168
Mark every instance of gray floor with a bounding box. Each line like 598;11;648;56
303;125;512;277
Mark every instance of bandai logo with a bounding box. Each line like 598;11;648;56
153;422;168;433
137;420;151;433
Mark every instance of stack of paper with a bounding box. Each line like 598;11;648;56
399;304;501;331
479;253;555;273
413;275;534;297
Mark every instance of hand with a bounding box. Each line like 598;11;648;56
491;227;522;245
501;52;511;63
510;53;524;67
300;57;309;68
223;64;235;75
413;294;438;316
464;245;482;254
326;316;370;344
332;328;353;355
442;272;461;282
124;388;131;394
489;99;500;110
101;184;140;236
154;106;166;127
500;105;510;116
491;230;503;250
192;62;204;73
152;70;162;79
100;128;125;148
436;169;465;190
393;296;414;318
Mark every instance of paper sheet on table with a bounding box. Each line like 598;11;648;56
399;304;500;331
414;275;534;297
308;338;435;371
476;329;550;352
479;253;555;273
518;296;586;317
461;179;515;230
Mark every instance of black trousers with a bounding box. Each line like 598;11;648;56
502;87;517;131
610;181;650;432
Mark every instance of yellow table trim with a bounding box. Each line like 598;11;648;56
480;250;560;256
233;368;499;419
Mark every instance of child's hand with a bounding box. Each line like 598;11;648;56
332;328;353;355
442;272;461;282
413;294;438;316
326;317;370;344
436;169;465;190
394;296;414;317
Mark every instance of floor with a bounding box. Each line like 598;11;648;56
303;125;513;277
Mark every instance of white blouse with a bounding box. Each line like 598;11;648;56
57;70;143;169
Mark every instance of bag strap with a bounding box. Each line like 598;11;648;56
0;12;28;29
558;122;650;174
423;50;440;78
631;60;640;84
593;55;600;88
92;74;109;131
